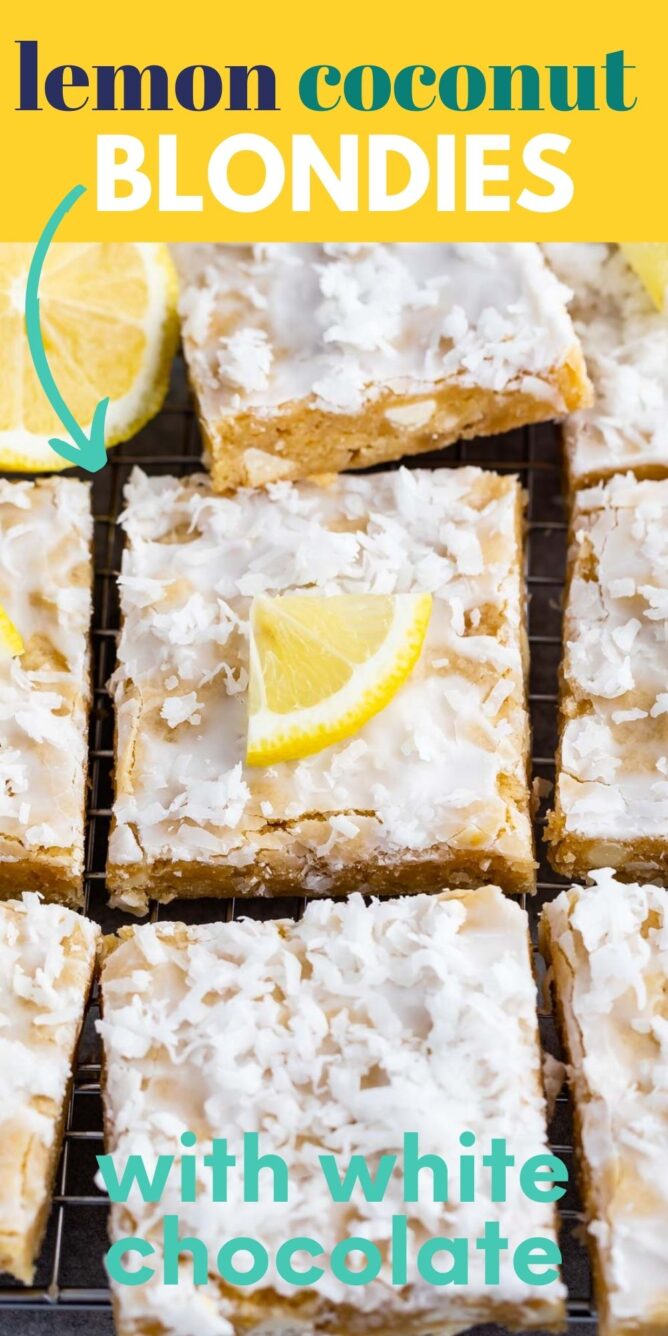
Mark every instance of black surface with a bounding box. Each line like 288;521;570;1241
0;354;596;1333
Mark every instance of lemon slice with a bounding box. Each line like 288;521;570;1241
620;244;668;311
0;604;24;660
0;242;179;471
246;592;432;765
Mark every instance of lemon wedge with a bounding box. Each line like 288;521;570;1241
0;604;24;660
0;242;179;471
620;244;668;311
246;593;432;766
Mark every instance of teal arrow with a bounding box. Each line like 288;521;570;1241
25;184;108;473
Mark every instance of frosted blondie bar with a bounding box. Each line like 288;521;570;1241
174;242;591;492
541;872;668;1336
0;895;98;1283
107;466;535;912
544;244;668;488
0;478;93;904
99;888;565;1336
547;473;668;881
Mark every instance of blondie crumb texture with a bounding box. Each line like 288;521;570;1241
541;873;668;1336
100;888;565;1336
107;466;535;913
547;473;668;882
174;243;590;492
544;244;668;489
0;895;99;1283
0;478;93;905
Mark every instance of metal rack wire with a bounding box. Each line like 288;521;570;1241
0;352;597;1334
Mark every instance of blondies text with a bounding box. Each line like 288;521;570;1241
14;42;638;216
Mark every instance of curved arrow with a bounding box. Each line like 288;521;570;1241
25;184;108;473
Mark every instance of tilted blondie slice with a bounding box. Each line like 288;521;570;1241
544;244;668;489
547;473;668;882
99;888;565;1336
0;478;93;904
0;895;99;1282
107;466;534;913
174;242;590;492
541;872;668;1336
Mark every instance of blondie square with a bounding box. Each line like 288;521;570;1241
0;895;98;1282
544;244;668;489
107;465;535;913
0;478;93;904
547;473;668;881
174;242;590;492
100;888;565;1336
541;872;668;1336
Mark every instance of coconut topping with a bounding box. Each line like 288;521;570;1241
108;467;532;910
99;888;564;1335
0;478;92;878
556;474;668;842
543;872;668;1329
173;243;578;418
544;244;668;483
0;894;98;1246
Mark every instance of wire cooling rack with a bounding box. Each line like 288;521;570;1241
0;352;597;1335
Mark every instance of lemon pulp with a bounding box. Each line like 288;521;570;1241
0;604;24;659
0;241;178;471
620;244;668;311
247;593;432;766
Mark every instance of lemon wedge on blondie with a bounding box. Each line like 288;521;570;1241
620;244;668;311
0;604;24;660
0;242;178;471
246;593;432;765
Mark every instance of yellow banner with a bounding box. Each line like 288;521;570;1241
1;0;665;240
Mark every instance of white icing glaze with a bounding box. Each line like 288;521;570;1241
173;243;577;418
543;871;668;1328
556;473;668;842
108;467;532;906
0;478;92;874
544;244;668;482
99;888;564;1335
0;894;98;1243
